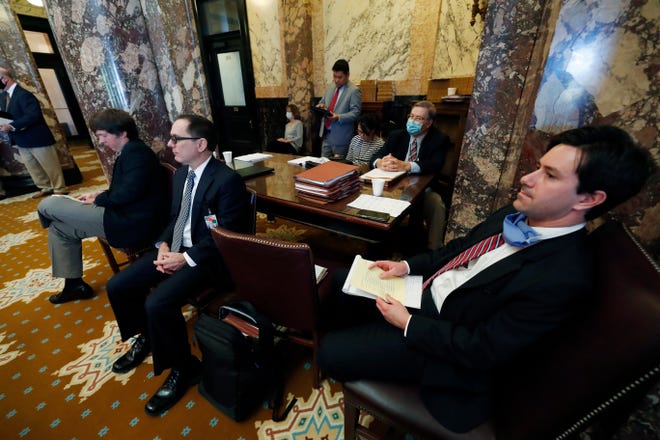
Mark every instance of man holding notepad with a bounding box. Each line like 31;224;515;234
318;125;654;434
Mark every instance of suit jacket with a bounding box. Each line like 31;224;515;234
158;157;246;267
405;206;593;431
318;81;362;147
369;126;451;175
3;85;56;148
94;140;169;249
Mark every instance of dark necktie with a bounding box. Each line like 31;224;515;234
171;170;196;252
324;87;340;129
422;233;505;290
409;138;418;161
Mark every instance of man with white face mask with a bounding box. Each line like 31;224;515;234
370;101;452;249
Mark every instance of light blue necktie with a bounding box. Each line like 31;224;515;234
502;212;541;247
171;170;195;252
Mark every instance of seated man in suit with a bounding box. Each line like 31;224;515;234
106;114;247;416
37;109;169;304
370;100;452;249
319;125;654;433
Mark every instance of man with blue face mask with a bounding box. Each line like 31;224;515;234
370;101;452;249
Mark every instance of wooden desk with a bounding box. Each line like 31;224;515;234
243;153;433;242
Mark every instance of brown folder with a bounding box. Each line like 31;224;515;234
294;161;359;187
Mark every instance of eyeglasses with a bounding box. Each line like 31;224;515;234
169;135;201;144
408;114;428;123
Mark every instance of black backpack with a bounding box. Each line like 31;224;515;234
194;301;295;421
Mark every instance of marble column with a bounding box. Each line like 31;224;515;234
282;0;315;154
45;0;171;180
0;1;77;189
446;0;558;240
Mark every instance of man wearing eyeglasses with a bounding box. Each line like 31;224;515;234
106;114;248;417
37;108;169;303
370;101;452;249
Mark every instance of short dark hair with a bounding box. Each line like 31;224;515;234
413;100;436;121
332;59;349;75
175;114;217;152
547;125;655;220
358;113;380;136
90;109;139;140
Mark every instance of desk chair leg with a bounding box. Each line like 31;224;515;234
99;240;121;274
343;397;360;440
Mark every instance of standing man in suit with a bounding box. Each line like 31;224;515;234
37;109;169;304
319;125;655;433
107;114;247;416
316;59;361;159
0;66;67;198
370;100;452;249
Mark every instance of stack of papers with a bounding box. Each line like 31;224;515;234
234;153;273;163
347;194;411;217
287;156;329;166
342;255;422;308
294;161;360;203
359;168;406;186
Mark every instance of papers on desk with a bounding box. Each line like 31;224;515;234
0;117;13;126
359;168;406;186
234;153;272;163
342;255;422;308
287;156;330;166
347;194;410;218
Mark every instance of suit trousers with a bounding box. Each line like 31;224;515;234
106;249;218;375
18;145;66;192
317;269;425;382
321;137;349;158
37;196;106;278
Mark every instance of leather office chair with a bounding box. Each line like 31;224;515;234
187;187;258;311
98;162;176;274
210;226;324;388
342;222;660;439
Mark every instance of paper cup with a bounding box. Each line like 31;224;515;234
222;151;233;168
447;87;458;96
371;179;385;197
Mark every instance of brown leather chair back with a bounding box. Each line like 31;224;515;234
211;226;319;333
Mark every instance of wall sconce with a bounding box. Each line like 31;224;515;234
471;0;488;26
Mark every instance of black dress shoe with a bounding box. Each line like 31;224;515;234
112;335;151;374
145;357;201;416
48;282;94;304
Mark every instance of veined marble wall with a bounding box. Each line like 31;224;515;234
433;0;485;78
521;0;659;247
247;0;482;99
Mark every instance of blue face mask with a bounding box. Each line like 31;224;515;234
406;119;423;136
502;212;541;247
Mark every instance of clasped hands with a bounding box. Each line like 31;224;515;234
368;260;411;330
377;154;411;172
154;243;187;274
0;123;12;132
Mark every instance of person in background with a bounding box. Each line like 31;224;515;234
319;125;655;434
345;113;384;167
106;114;247;417
37;109;169;304
316;59;361;159
0;66;67;198
268;103;303;154
370;100;452;249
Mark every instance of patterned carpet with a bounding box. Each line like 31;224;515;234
0;145;361;440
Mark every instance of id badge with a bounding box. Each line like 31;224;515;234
204;214;218;229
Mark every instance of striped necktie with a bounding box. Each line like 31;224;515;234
409;138;418;161
422;233;505;290
171;170;196;252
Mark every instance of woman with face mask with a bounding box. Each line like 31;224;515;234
268;104;304;155
345;113;384;166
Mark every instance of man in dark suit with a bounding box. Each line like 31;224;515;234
370;100;452;249
106;114;247;416
0;66;67;198
319;125;654;433
316;59;362;159
37;109;169;304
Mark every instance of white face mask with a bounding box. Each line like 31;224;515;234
286;111;293;120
